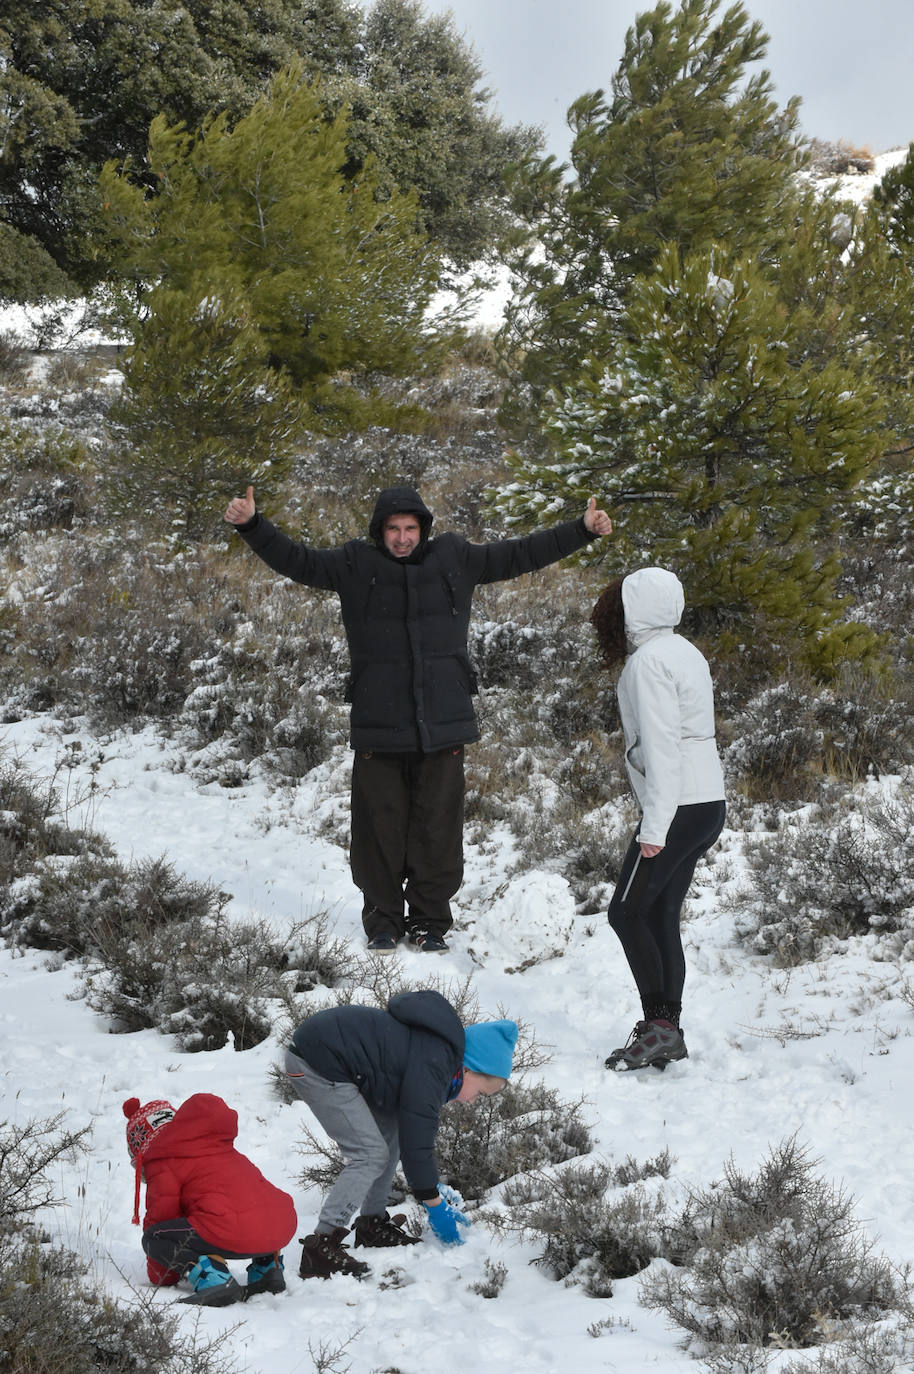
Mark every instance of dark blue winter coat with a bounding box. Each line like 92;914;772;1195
290;990;464;1200
237;486;594;753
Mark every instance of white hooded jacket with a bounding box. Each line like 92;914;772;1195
617;568;725;847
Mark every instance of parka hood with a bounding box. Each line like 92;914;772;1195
387;989;465;1061
368;486;434;546
142;1092;237;1163
622;567;685;644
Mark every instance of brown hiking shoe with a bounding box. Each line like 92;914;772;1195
353;1212;421;1248
298;1227;370;1279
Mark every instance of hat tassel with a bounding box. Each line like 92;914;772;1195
132;1157;143;1226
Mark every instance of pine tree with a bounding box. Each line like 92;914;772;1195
99;65;439;396
492;0;890;673
494;242;884;673
501;0;805;416
108;287;305;543
1;0;537;299
871;143;914;248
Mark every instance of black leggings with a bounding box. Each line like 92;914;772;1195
607;800;725;1015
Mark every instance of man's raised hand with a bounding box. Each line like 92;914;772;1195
224;485;256;526
583;496;612;537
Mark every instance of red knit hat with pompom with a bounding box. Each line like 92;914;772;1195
123;1097;175;1224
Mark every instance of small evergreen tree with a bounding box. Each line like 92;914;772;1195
108;287;305;542
872;142;914;248
494;242;883;673
500;0;806;415
100;65;439;398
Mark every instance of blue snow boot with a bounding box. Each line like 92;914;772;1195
179;1255;244;1306
245;1252;286;1297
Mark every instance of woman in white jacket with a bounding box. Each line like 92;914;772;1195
591;568;726;1071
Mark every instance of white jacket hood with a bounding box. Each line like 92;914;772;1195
622;567;684;645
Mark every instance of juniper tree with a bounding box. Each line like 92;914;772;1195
315;0;541;268
493;242;883;674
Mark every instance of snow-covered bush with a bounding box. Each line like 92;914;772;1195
0;418;94;542
643;1137;903;1351
1;851;224;959
512;788;635;913
179;591;348;781
1;535;215;723
495;1153;673;1297
724;671;914;800
0;747;106;894
85;909;350;1052
779;1314;914;1374
730;785;914;964
435;1077;593;1202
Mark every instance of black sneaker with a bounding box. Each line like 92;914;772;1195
298;1228;370;1280
367;933;398;953
353;1212;420;1248
409;931;449;953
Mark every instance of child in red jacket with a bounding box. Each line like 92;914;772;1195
124;1092;297;1306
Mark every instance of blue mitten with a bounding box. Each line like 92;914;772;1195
424;1195;471;1246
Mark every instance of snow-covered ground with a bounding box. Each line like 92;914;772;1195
3;711;914;1374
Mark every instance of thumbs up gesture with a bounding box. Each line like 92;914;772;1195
224;485;255;526
583;496;612;537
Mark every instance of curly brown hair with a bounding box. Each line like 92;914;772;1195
591;577;627;668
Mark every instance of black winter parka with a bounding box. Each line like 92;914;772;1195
237;486;595;752
290;990;464;1200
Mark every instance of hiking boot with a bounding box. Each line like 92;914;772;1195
367;933;399;953
178;1255;244;1306
298;1227;370;1279
353;1212;421;1248
408;931;449;953
605;1019;688;1072
244;1252;285;1297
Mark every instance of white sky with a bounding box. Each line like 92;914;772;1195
423;0;914;162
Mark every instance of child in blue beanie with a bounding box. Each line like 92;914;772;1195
285;991;518;1278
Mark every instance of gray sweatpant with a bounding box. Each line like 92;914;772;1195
285;1048;400;1233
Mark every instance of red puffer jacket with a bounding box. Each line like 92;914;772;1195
140;1093;296;1284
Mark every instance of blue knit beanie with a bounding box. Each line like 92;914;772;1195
463;1020;518;1079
